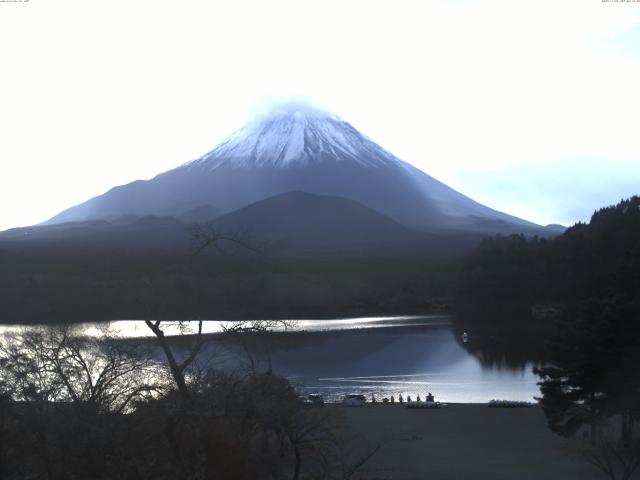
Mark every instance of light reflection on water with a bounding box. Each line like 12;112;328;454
248;317;539;403
0;315;445;338
293;371;539;404
0;315;541;403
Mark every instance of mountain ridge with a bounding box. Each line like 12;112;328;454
2;191;484;256
44;102;555;236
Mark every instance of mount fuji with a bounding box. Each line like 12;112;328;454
45;102;548;235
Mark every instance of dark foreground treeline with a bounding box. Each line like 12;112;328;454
454;197;640;476
0;324;375;480
0;252;457;323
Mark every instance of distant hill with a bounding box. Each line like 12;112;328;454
455;195;640;321
211;191;422;254
179;204;221;223
0;215;190;253
0;191;484;257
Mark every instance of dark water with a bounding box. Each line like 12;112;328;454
215;316;541;403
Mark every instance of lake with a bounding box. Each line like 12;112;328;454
0;315;541;403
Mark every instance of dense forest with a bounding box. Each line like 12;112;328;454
455;196;640;475
0;252;456;323
454;195;640;333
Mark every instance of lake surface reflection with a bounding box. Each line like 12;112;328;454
262;318;540;403
0;316;541;403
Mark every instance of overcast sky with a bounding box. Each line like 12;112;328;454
1;0;639;231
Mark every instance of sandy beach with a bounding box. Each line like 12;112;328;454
338;403;603;480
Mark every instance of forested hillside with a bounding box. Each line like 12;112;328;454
454;197;640;452
455;195;640;328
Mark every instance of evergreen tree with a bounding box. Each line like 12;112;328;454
536;300;640;445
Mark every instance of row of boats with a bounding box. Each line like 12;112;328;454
487;400;533;408
301;394;534;408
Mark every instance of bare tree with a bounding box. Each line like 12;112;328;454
0;325;163;413
0;325;166;480
268;403;380;480
144;224;291;404
576;422;640;480
188;222;260;257
140;225;383;480
143;319;208;406
222;319;297;374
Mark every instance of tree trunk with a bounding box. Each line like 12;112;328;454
38;427;54;480
620;410;632;447
292;441;301;480
279;432;286;458
145;320;190;404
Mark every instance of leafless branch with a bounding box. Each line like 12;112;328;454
188;223;261;257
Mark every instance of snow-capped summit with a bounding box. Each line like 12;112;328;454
192;102;400;169
45;102;547;235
